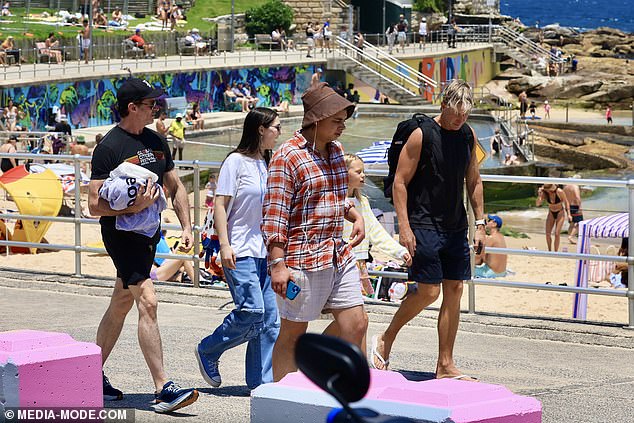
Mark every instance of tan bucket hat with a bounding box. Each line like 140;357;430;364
301;82;355;129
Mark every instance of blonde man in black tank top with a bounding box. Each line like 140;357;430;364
371;80;484;381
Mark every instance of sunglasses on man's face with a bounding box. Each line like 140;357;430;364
135;100;159;109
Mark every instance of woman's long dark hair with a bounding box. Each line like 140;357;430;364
227;107;278;166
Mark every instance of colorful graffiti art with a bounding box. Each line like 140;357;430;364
406;48;496;102
1;65;316;131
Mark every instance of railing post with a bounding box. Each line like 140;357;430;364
466;183;476;314
73;154;82;277
626;179;634;329
192;161;201;288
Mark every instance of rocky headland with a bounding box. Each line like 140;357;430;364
499;25;633;109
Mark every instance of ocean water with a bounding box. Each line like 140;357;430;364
501;0;634;33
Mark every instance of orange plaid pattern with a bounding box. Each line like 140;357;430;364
262;131;353;272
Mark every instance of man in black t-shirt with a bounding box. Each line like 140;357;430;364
88;78;198;413
371;80;485;382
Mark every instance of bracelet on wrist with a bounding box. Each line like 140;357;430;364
268;257;285;268
474;219;486;228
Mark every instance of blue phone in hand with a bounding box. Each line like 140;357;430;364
286;280;301;300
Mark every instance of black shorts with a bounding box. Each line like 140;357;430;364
101;227;161;289
570;205;584;223
408;228;471;283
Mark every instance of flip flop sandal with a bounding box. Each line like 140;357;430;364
370;335;389;370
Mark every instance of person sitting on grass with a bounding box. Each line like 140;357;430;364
93;9;108;27
111;6;123;24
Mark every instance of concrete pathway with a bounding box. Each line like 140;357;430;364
0;270;632;423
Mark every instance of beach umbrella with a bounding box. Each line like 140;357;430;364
356;140;391;165
0;165;63;254
29;163;90;195
573;212;629;319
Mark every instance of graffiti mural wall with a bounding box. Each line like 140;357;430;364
1;65;316;131
403;48;498;101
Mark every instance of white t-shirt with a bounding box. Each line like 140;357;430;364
216;153;268;258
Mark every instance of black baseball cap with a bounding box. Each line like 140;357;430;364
117;78;164;110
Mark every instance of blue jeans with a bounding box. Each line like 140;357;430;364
198;257;280;389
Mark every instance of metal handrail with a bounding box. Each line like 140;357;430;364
350;36;437;88
0;154;631;327
334;37;419;97
493;25;564;64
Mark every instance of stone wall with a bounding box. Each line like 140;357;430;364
284;0;349;34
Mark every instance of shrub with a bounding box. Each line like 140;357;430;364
245;0;294;37
414;0;445;13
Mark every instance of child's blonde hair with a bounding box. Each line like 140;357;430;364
344;153;364;200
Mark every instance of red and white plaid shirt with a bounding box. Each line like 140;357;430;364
262;131;353;272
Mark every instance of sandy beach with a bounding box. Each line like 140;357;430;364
0;188;628;326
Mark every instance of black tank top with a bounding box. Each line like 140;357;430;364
407;120;473;231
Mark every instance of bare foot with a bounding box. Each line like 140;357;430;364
371;333;391;370
568;237;577;244
436;364;478;381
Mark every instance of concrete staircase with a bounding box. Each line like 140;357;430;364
343;64;430;106
332;36;436;106
491;25;562;75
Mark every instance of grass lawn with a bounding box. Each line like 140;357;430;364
186;0;262;32
0;2;262;42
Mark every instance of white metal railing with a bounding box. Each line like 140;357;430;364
334;36;419;97
0;153;632;327
361;170;634;328
348;36;437;89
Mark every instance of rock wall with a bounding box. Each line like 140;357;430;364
284;0;349;34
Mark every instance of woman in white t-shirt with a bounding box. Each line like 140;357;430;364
196;108;282;389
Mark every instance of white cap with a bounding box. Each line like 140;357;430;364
192;28;199;32
175;113;183;119
544;100;548;104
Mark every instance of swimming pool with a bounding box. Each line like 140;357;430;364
184;114;503;168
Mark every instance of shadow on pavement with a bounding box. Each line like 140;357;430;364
198;385;251;397
396;370;436;382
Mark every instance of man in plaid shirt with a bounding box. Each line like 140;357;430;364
262;82;367;381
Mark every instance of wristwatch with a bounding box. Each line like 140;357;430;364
474;219;486;228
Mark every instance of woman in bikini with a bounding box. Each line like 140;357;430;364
536;184;570;252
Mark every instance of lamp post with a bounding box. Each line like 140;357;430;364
231;0;235;52
382;0;386;46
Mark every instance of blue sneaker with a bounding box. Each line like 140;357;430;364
102;373;123;401
151;381;198;413
195;344;221;387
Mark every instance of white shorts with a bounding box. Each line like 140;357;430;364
173;137;185;148
306;38;315;48
278;260;363;322
81;38;91;49
397;32;406;42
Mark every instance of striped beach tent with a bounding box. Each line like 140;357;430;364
573;213;629;319
356;140;391;165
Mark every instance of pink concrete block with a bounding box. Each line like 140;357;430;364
278;370;541;423
0;330;103;408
